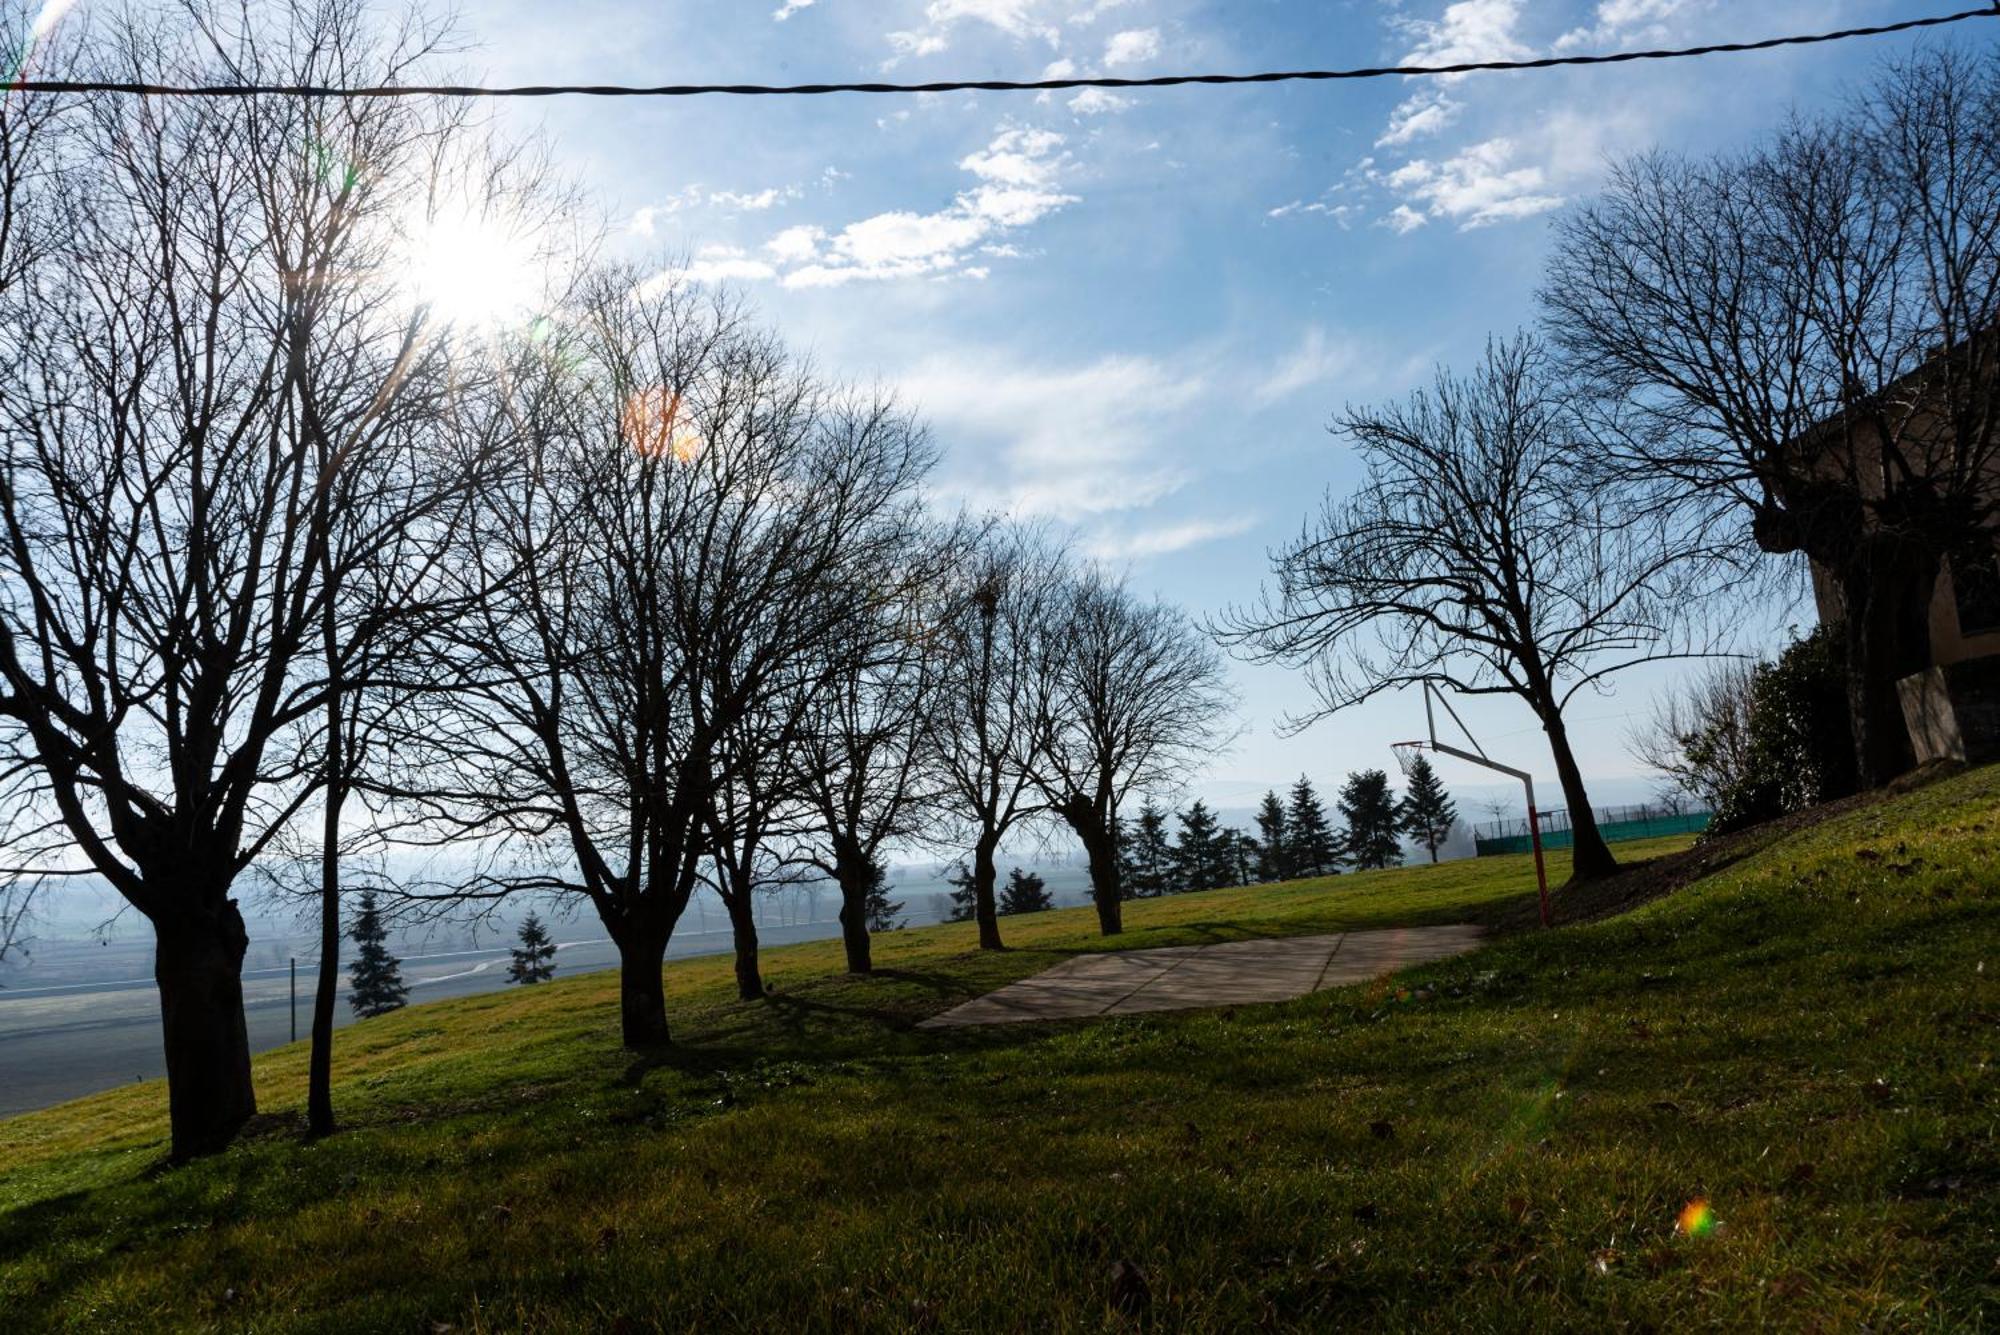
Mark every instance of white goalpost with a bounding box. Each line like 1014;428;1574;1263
1391;681;1552;929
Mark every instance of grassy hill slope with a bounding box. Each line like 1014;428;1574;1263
1;770;1996;1330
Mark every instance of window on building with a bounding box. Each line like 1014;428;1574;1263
1953;549;2000;637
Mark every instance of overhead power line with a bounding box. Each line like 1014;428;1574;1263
8;6;1999;99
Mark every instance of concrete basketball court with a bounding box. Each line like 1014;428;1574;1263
917;924;1485;1029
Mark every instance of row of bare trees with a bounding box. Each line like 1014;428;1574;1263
0;1;1233;1160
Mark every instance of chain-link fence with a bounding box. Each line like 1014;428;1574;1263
1473;802;1711;856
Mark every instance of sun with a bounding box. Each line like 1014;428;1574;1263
396;201;545;331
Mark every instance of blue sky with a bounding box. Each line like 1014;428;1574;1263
450;0;1987;817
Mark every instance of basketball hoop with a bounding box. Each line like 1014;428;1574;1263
1392;683;1554;930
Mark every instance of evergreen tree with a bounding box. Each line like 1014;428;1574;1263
862;859;905;932
944;864;978;923
1286;776;1341;878
1339;769;1405;870
997;867;1055;915
1222;829;1259;888
1253;790;1289;882
1170;800;1231;892
1119;800;1174;898
506;913;558;985
347;891;408;1018
1397;754;1460;864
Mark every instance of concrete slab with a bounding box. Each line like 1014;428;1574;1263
916;925;1484;1029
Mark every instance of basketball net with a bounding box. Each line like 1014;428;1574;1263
1390;740;1428;782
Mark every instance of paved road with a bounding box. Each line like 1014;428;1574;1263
0;919;858;1118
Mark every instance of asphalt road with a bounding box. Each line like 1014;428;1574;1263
0;919;865;1118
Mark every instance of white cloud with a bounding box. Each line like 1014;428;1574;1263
1086;515;1258;561
667;254;780;284
1556;0;1709;53
1383;204;1430;234
884;0;1137;62
772;126;1076;288
1384;138;1564;230
773;0;814;19
1377;91;1462;147
1068;87;1132;115
1398;0;1530;71
1103;27;1161;67
906;351;1205;519
1254;326;1372;406
707;187;798;211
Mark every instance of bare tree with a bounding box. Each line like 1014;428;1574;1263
792;522;968;974
1219;336;1720;884
1543;47;2000;786
0;1;493;1158
407;269;933;1046
1032;571;1235;936
1628;661;1759;816
927;527;1065;950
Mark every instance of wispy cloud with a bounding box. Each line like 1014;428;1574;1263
1085;514;1258;561
1103;27;1161;67
1385;137;1565;229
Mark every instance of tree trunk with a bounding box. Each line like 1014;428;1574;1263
834;843;873;975
1836;548;1931;789
154;897;257;1161
616;931;671;1047
724;889;763;1001
1066;807;1124;937
1541;713;1618;884
973;832;1005;951
307;783;342;1138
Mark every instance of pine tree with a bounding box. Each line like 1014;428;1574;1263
1171;800;1230;892
1223;829;1259;887
997;867;1055;915
506;913;558;985
1397;754;1460;864
1339;769;1405;870
347;891;408;1018
862;859;905;932
1286;776;1340;878
1253;790;1289;882
1119;800;1174;898
944;864;978;923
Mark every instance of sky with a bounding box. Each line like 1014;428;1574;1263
371;1;1996;819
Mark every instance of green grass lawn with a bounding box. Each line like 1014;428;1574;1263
2;771;1995;1331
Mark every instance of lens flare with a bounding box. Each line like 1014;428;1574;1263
1676;1198;1715;1237
622;387;705;463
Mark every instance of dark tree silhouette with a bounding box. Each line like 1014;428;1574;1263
1170;801;1231;893
943;864;979;923
1252;791;1289;882
508;914;558;985
0;2;491;1157
1221;337;1717;883
929;528;1064;950
861;860;905;933
1339;770;1404;871
997;868;1055;916
1029;569;1235;935
1284;778;1341;879
1119;802;1174;898
1397;755;1459;864
406;271;932;1046
1542;49;2000;786
347;893;408;1019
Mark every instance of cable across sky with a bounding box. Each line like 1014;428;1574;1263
8;5;1999;99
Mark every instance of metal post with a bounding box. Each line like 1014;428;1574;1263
1524;780;1552;930
290;957;297;1042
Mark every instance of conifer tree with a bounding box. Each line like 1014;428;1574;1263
1119;800;1174;898
1286;777;1341;878
998;867;1055;915
1339;769;1405;870
506;913;558;985
1397;754;1460;864
944;864;979;923
347;891;408;1019
862;860;906;932
1223;829;1258;888
1171;801;1231;892
1253;790;1289;882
